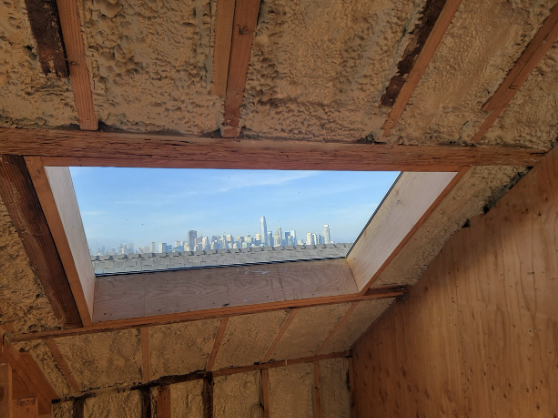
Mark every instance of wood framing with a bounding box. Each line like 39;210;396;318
221;0;261;137
140;328;151;382
140;388;151;418
0;155;82;328
0;363;13;418
0;128;545;171
202;375;213;418
382;0;463;135
13;398;38;418
157;386;171;418
26;157;96;326
56;0;98;130
314;302;358;355
45;339;81;393
263;309;297;362
347;171;465;293
313;361;323;418
73;397;85;418
206;318;229;371
261;369;271;418
472;3;558;142
213;0;236;96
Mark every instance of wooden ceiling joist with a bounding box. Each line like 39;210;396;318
206;318;229;371
221;0;261;137
0;155;82;328
382;0;463;136
472;3;558;143
213;0;237;96
0;129;545;171
45;338;80;393
263;309;297;362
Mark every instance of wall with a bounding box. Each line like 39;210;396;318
352;146;558;417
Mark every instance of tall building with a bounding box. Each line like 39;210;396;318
267;231;273;247
276;227;283;245
312;233;318;246
151;241;156;253
260;216;268;246
285;231;292;246
158;242;167;253
188;230;197;252
323;224;331;244
306;232;313;245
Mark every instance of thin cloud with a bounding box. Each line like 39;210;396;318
82;210;107;216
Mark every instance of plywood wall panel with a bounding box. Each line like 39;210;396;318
352;147;558;417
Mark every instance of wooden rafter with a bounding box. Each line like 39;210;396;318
263;310;297;362
221;0;261;137
213;0;236;96
45;338;80;393
314;302;358;355
0;129;545;171
206;318;229;371
472;3;558;143
382;0;463;136
0;155;82;328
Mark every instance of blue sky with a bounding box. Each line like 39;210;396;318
69;168;399;249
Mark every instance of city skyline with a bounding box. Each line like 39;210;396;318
70;167;400;249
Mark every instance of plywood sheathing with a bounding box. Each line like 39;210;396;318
0;197;60;333
12;340;72;397
171;379;204;418
388;0;557;146
150;319;220;379
214;371;263;418
213;310;289;370
483;43;558;148
319;299;395;355
374;166;524;287
0;0;77;128
80;0;223;133
55;329;142;391
238;0;428;141
318;358;351;418
268;363;314;418
84;390;142;418
270;304;350;360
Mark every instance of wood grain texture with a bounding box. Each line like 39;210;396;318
382;0;463;135
261;369;270;418
206;318;229;371
13;398;38;418
45;338;80;393
473;3;558;143
212;0;236;96
26;157;95;326
157;386;171;418
352;145;558;417
56;0;97;129
0;155;82;328
0;363;13;418
263;310;297;362
221;0;261;137
0;128;545;170
140;328;151;382
347;171;459;292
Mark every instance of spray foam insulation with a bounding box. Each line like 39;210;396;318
239;0;428;141
268;363;314;418
319;358;351;418
149;318;220;379
84;390;142;418
214;371;263;418
270;303;350;360
52;401;73;418
213;310;289;369
171;379;204;418
483;43;558;149
0;0;77;128
374;166;524;287
0;197;61;333
80;0;222;133
54;329;142;390
389;0;556;146
319;298;395;354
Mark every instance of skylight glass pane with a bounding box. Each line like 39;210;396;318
69;168;399;275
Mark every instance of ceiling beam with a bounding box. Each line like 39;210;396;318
0;129;545;171
206;318;229;371
45;338;80;393
212;0;236;96
262;309;297;362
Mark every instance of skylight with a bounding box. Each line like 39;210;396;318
69;168;399;274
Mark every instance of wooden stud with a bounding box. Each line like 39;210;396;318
263;310;297;362
140;387;151;418
221;0;261;136
55;0;97;129
140;328;151;383
157;386;171;418
203;375;213;418
206;318;229;371
13;398;38;418
44;339;81;393
213;0;237;96
0;155;82;328
382;0;463;136
0;364;13;418
26;157;95;327
313;361;323;418
314;303;358;355
73;397;85;418
0;128;544;170
260;369;271;418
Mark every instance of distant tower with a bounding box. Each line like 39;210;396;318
306;232;313;245
276;226;283;245
323;225;331;244
188;230;197;252
260;217;268;246
151;242;156;253
266;231;273;247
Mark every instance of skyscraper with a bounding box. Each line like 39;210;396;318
306;232;313;245
188;230;197;252
323;224;331;244
260;216;268;246
276;226;283;245
267;231;273;247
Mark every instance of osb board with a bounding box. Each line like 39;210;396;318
80;0;222;133
171;379;204;418
268;363;314;418
213;310;289;369
352;147;558;417
149;319;220;379
239;0;428;141
214;371;263;418
270;303;351;360
319;298;395;354
319;358;351;418
55;329;142;390
389;0;556;147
